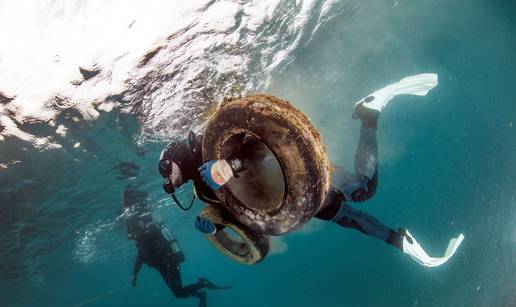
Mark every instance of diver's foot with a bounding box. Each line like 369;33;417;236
355;94;386;113
198;278;231;290
386;228;405;251
352;101;379;128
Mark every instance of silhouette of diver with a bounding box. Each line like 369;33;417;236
123;187;229;307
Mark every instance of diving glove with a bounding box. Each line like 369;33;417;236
401;229;464;267
198;159;241;190
195;216;217;235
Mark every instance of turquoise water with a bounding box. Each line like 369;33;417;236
1;1;515;306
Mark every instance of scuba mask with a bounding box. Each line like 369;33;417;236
159;159;176;194
158;158;195;211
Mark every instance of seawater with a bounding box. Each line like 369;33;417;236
1;1;515;306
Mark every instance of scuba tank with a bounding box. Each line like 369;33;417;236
161;226;185;264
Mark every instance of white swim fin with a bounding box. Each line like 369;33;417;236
401;229;464;267
357;73;439;112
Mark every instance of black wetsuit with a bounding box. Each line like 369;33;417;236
131;225;209;307
164;113;401;249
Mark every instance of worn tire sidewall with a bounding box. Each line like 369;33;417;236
203;95;330;235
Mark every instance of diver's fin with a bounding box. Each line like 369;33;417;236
198;278;232;290
401;229;464;267
209;285;232;290
355;73;438;113
393;73;438;96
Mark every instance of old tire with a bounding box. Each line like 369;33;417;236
202;94;330;235
199;205;270;265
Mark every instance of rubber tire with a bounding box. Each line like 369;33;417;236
199;205;270;265
202;94;330;235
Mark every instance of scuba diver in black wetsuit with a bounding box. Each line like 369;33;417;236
158;74;464;267
122;187;228;307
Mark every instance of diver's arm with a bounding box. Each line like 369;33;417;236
131;253;143;287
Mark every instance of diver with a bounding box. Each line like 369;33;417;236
158;74;463;267
123;187;228;307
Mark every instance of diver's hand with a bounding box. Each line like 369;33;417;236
195;216;217;235
131;275;137;287
198;160;236;190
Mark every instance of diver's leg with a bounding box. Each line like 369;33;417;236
180;279;218;307
182;282;207;294
340;108;379;203
316;200;465;267
182;277;227;293
333;204;400;246
158;266;188;298
191;290;207;307
354;116;378;179
159;266;217;307
343;73;440;202
316;198;399;248
335;206;465;267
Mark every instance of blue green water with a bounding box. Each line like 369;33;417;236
1;1;515;306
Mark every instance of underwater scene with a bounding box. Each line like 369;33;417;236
0;1;515;306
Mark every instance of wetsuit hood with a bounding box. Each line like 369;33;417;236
160;135;203;184
159;133;219;203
